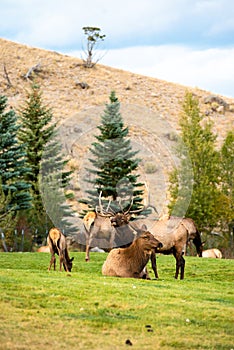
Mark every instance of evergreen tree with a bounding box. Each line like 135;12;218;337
168;91;223;233
0;95;31;212
18;84;55;201
81;91;144;213
18;84;73;242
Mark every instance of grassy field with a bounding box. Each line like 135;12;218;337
0;252;233;350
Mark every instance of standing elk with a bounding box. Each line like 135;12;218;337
149;216;203;280
102;231;163;279
202;248;222;258
83;210;116;262
47;227;74;272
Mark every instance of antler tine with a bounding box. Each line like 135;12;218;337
98;190;103;215
124;197;134;214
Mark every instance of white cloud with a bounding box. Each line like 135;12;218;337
1;0;234;49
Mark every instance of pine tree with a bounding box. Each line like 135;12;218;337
18;84;73;242
0;95;31;212
81;91;144;213
18;84;55;201
168;91;223;233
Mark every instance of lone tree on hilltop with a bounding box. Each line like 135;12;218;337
80;91;145;214
82;26;106;68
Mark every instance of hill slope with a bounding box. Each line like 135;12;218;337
1;38;233;140
1;38;233;217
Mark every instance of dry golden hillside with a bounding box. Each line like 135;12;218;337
1;38;233;138
1;38;233;217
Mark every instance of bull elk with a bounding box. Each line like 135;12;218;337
149;216;203;280
47;228;74;272
102;231;163;279
83;188;156;261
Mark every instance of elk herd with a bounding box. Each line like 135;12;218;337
42;194;223;280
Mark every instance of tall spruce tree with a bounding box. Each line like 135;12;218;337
18;84;73;242
0;95;31;212
18;84;55;202
168;91;223;234
81;91;144;213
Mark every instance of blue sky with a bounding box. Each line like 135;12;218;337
1;0;234;97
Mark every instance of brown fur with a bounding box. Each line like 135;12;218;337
37;245;50;253
83;212;116;262
47;228;74;272
150;217;203;280
102;231;163;279
202;248;222;258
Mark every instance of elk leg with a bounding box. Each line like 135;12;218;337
85;242;90;262
173;250;185;279
59;254;63;271
150;251;159;279
173;249;180;279
48;254;56;271
180;254;185;280
140;266;151;280
61;250;69;272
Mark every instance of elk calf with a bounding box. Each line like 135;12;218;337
47;228;74;272
102;231;163;279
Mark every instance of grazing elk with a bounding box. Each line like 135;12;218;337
149;216;203;280
202;248;222;258
102;231;163;279
47;228;74;272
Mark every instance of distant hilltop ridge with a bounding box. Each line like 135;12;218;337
0;37;233;145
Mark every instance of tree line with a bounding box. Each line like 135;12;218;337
0;86;233;256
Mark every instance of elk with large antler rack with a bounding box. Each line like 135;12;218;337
82;186;158;261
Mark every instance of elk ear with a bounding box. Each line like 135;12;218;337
70;257;74;262
141;224;148;231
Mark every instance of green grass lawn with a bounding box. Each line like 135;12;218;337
0;252;233;350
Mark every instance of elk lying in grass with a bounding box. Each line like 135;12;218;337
149;216;203;280
102;231;163;279
47;228;74;272
202;248;222;258
37;245;50;253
